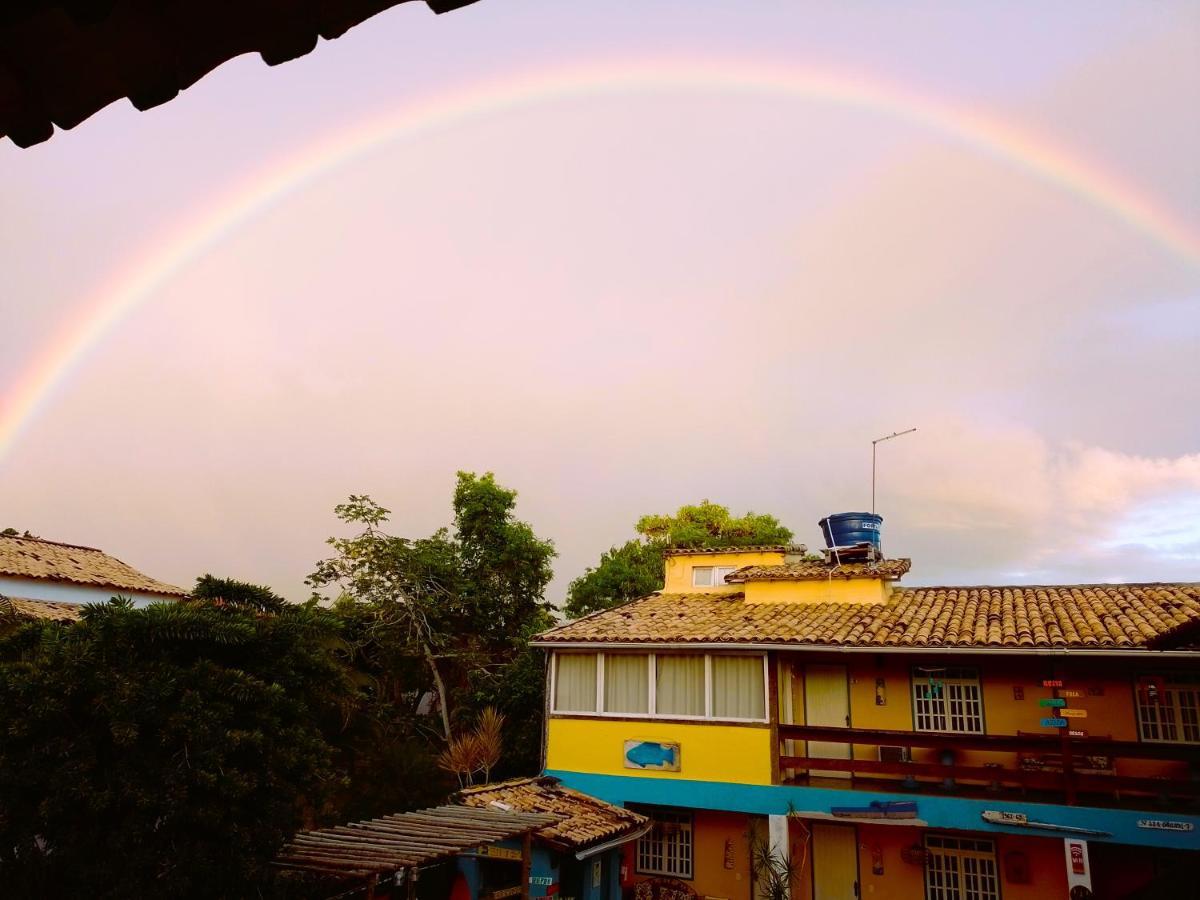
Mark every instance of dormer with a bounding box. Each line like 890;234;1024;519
727;557;911;604
661;546;790;594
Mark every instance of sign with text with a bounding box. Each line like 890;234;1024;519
1068;730;1088;739
1064;840;1091;893
1060;708;1087;719
1041;717;1068;728
1059;689;1083;698
476;845;522;861
1038;698;1066;708
982;810;1028;825
1042;679;1063;688
1137;819;1194;832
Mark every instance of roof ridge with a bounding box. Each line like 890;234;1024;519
0;533;101;553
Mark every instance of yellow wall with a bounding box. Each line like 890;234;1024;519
743;579;892;605
663;550;785;594
546;717;773;785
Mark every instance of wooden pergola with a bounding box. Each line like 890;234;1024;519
273;805;559;899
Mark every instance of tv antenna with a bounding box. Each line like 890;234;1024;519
872;428;917;514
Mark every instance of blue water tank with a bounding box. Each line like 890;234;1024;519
819;512;883;550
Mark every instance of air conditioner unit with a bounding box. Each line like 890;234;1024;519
879;745;911;763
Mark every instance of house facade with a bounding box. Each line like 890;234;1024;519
535;545;1200;900
0;532;187;618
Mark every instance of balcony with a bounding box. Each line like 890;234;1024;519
777;723;1200;811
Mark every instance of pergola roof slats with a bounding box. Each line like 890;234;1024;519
273;804;559;880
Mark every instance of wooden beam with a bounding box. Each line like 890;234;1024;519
520;832;532;900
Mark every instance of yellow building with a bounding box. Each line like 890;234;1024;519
535;545;1200;900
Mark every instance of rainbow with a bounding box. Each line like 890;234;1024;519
3;56;1197;463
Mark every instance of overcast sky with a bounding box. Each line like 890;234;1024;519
1;1;1197;604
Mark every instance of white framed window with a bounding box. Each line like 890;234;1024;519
913;667;984;734
636;809;694;879
1136;674;1200;744
924;834;999;900
550;651;767;723
691;565;737;587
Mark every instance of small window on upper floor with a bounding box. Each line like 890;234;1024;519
692;565;737;587
1136;674;1200;744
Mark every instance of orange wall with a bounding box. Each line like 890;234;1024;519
623;811;755;900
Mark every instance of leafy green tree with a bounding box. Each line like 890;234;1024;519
565;500;794;618
0;595;350;898
309;472;556;748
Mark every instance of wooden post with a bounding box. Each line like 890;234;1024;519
406;866;417;900
1054;673;1077;805
768;652;781;785
366;873;378;900
520;833;532;900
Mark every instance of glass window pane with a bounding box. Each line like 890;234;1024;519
692;566;714;587
554;653;596;712
712;656;765;719
656;655;706;717
604;654;649;714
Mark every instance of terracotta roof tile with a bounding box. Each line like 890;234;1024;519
538;583;1200;651
663;545;790;557
0;535;187;597
1;596;83;622
457;777;647;850
728;559;911;582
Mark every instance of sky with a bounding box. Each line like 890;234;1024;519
1;1;1198;604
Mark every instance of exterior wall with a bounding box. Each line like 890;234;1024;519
0;575;180;608
743;579;891;606
547;717;773;785
663;551;785;594
622;810;756;900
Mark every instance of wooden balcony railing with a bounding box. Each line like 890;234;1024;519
777;723;1200;805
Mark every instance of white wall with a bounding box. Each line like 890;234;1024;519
0;576;180;609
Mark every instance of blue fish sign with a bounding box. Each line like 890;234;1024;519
623;740;680;771
1041;717;1068;728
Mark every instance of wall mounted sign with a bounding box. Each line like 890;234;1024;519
1042;679;1063;688
530;876;554;886
1039;698;1066;708
623;740;680;771
1137;819;1194;832
476;845;523;861
1068;730;1088;739
1064;840;1092;895
982;811;1110;837
724;838;735;869
1060;709;1087;719
1041;717;1068;728
486;887;521;899
1059;689;1083;698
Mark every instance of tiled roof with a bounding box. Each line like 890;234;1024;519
536;584;1200;650
729;559;912;582
1;596;83;622
457;776;648;850
0;535;187;597
663;545;789;557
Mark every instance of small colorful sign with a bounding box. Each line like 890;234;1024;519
1038;698;1066;708
983;810;1028;825
624;739;680;771
1137;819;1194;832
477;845;522;861
530;876;554;886
487;888;521;899
1059;689;1083;698
1041;717;1068;728
1060;708;1087;719
1042;679;1063;688
1068;730;1088;738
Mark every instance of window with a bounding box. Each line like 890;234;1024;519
554;653;597;712
656;655;706;717
712;655;766;720
636;810;693;879
913;667;984;734
691;565;737;587
924;835;999;900
1136;674;1200;744
604;654;649;714
550;651;767;722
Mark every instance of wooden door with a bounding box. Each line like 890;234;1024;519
811;823;859;900
804;664;850;778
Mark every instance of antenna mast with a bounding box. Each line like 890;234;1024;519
872;428;917;514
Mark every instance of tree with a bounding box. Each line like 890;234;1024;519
308;473;556;750
0;594;350;898
564;500;794;618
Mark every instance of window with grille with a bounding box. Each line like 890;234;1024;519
1136;675;1200;744
924;834;999;900
636;810;694;879
912;668;984;734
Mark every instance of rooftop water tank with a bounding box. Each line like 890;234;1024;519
819;512;883;552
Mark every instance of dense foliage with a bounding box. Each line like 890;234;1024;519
0;595;348;898
564;500;794;618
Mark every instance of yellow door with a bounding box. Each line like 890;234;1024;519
811;823;859;900
804;664;850;778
